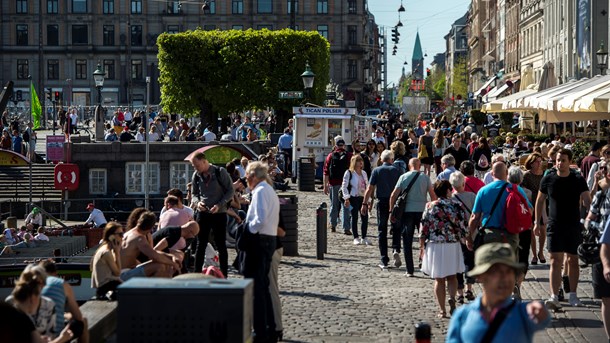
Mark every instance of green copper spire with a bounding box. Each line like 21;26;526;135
412;32;423;61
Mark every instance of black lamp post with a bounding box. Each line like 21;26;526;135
596;42;608;75
93;63;105;141
301;62;315;103
93;63;105;105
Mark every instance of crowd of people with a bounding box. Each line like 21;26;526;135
322;113;610;341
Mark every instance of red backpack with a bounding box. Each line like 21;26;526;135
504;183;532;234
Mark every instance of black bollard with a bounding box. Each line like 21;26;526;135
316;202;327;260
414;322;431;343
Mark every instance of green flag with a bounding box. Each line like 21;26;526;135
30;82;42;129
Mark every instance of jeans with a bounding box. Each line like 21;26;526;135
401;212;423;274
348;196;368;238
377;198;391;265
329;184;351;231
195;211;228;276
243;234;277;342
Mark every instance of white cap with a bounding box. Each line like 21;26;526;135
334;135;344;144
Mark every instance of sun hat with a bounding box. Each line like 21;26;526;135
467;243;524;277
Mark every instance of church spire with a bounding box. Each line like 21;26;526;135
412;32;423;61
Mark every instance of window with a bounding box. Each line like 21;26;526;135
17;0;28;13
89;169;107;194
72;25;88;45
47;59;59;80
131;0;142;14
348;25;357;45
348;59;357;79
17;60;29;79
47;25;58;46
167;1;180;14
126;162;160;194
347;0;356;14
167;25;180;34
257;25;273;30
103;0;113;14
72;0;86;13
317;25;328;40
131;25;142;46
103;25;114;46
47;0;58;13
287;0;298;14
131;60;142;80
104;59;115;79
258;0;272;13
232;25;244;30
75;59;87;79
317;0;327;14
16;25;28;45
232;0;243;14
203;0;215;14
170;162;194;194
203;25;216;31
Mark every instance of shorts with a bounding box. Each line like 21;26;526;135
592;262;610;299
547;228;581;255
120;264;147;281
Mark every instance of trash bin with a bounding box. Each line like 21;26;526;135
298;156;315;191
6;216;17;229
280;195;298;256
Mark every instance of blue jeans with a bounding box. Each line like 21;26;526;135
329;184;351;231
401;212;423;274
377;198;391;265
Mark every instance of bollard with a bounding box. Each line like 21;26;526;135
316;202;327;260
414;322;431;343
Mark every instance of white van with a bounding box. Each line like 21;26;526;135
365;108;382;117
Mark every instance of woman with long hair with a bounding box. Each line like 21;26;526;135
375;141;386;167
91;222;124;300
419;126;434;175
365;139;379;169
420;180;468;318
522;152;546;265
433;130;449;176
341;155;371;245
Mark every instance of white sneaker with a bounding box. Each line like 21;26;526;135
544;296;562;311
353;238;362;245
392;252;402;268
378;263;388;270
568;293;583;307
362;237;373;246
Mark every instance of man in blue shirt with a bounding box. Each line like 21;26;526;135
447;243;550;343
466;161;530;254
437;154;457;181
238;117;255;141
277;127;293;175
11;129;23;155
362;150;401;269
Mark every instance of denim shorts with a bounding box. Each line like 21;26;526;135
120;264;147;281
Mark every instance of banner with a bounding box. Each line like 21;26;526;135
30;82;42;129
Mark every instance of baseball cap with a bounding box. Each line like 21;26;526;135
86;203;95;210
334;135;345;146
467;243;524;277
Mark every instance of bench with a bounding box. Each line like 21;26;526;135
80;300;117;343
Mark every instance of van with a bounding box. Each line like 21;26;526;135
365;108;382;117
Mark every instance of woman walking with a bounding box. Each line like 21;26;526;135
342;155;371;245
433;130;449;176
420;180;468;318
522;152;546;265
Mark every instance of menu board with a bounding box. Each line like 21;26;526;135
354;119;369;143
305;118;324;146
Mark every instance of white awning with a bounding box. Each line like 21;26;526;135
473;76;497;97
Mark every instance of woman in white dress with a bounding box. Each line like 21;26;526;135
419;180;468;318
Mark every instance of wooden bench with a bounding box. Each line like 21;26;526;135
80;300;117;343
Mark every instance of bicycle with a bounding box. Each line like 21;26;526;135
75;119;93;137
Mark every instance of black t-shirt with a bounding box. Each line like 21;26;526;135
540;171;588;228
0;301;36;343
152;226;182;253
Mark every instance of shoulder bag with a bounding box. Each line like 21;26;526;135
473;183;507;250
391;172;421;222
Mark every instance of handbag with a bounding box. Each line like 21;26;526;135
391;172;421;223
338;171;353;203
418;143;428;159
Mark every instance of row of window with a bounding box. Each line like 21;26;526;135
16;58;142;80
14;23;342;46
89;162;194;195
14;0;358;15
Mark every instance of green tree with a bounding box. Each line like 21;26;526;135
450;56;468;99
432;73;446;100
157;29;330;127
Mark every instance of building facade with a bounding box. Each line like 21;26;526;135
1;0;380;111
520;0;544;84
444;13;468;100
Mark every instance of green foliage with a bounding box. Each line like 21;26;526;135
498;112;514;126
450;57;468;99
470;109;486;125
521;134;549;143
570;140;591;165
157;29;330;118
433;76;446;100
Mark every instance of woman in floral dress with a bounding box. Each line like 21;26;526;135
419;180;469;318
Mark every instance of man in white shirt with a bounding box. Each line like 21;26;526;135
243;161;279;342
84;203;107;228
70;109;78;134
202;126;217;141
123;108;133;126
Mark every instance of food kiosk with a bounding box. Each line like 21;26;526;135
291;107;373;180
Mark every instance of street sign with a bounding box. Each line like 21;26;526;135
279;91;304;99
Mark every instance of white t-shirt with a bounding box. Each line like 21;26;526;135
70;112;78;126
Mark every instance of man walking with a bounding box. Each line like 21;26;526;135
363;150;401;270
323;136;352;234
535;149;591;309
390;158;436;276
443;135;469;168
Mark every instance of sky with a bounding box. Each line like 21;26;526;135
367;0;471;86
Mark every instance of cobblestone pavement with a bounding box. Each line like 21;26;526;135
277;188;606;343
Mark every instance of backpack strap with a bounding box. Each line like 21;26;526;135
214;167;228;194
454;194;472;214
481;300;517;343
482;182;508;227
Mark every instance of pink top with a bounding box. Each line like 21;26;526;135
158;207;191;229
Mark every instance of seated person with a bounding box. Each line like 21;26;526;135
0;234;18;256
158;195;192;228
11;232;36;249
84;203;107;229
120;211;181;281
152;221;199;264
91;223;123;300
25;207;43;232
2;227;18;244
159;188;194;219
34;227;50;243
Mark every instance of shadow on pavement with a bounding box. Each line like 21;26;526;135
280;260;329;269
280;291;349;302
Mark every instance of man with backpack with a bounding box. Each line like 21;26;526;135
323;136;352;234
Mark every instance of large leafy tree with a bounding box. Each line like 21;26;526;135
157;29;330;127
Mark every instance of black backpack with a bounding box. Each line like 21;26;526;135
329;150;349;180
22;129;30;143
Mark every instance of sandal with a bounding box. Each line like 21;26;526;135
448;298;457;315
538;252;546;264
437;311;447;318
531;257;538;265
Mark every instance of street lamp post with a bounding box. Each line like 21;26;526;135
301;62;315;104
145;76;151;210
93;63;105;142
596;42;608;75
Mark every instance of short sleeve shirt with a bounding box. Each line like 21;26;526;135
369;163;400;199
472;180;529;228
539;171;588;228
395;171;431;213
